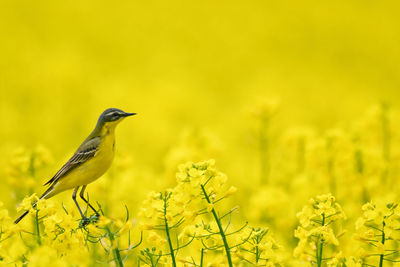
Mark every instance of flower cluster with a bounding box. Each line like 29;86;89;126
294;194;346;266
138;190;189;266
137;160;282;267
233;226;283;266
9;193;139;267
3;100;400;266
7;145;53;199
354;202;400;266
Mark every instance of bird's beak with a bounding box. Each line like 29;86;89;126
122;112;136;117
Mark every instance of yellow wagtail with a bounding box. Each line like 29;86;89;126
14;108;136;224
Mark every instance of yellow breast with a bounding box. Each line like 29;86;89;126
50;127;116;195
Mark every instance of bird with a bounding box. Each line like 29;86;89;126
14;108;136;224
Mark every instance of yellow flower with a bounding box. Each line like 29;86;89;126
117;219;134;235
43;213;63;237
183;210;197;222
224;186;237;198
36;198;57;216
17;193;39;212
297;205;313;228
376;242;385;255
0;206;10;223
294;194;344;263
147;231;167;247
206;203;214;212
26;246;69;267
97;216;112;227
357;247;370;258
87;224;103;236
138;222;155;230
362;202;378;221
345;257;363;267
33;144;54;168
178;225;196;243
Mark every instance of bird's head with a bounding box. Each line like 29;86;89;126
98;108;136;129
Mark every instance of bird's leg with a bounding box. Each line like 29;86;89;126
72;187;89;225
79;185;100;217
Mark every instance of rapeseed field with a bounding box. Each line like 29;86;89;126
1;1;400;266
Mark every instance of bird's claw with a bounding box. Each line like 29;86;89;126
79;217;91;227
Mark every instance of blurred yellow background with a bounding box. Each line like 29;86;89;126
1;1;399;160
1;1;400;265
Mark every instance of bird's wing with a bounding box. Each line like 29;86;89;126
44;137;101;187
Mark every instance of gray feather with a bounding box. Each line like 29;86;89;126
43;137;101;187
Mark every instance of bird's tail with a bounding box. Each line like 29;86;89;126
14;209;31;224
14;186;54;224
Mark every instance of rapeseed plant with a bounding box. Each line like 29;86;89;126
249;99;280;184
354;202;400;266
138;190;189;266
7;145;53;202
9;192;140;266
294;194;346;266
2;103;400;266
1;0;399;265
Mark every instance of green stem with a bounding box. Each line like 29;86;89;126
317;213;325;267
147;250;155;267
200;248;204;267
113;248;123;267
35;209;41;245
163;195;177;267
256;244;259;263
106;227;123;267
379;221;386;267
200;184;233;267
317;243;323;267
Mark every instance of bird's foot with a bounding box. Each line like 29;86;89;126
90;213;100;222
79;217;91;227
79;213;100;227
